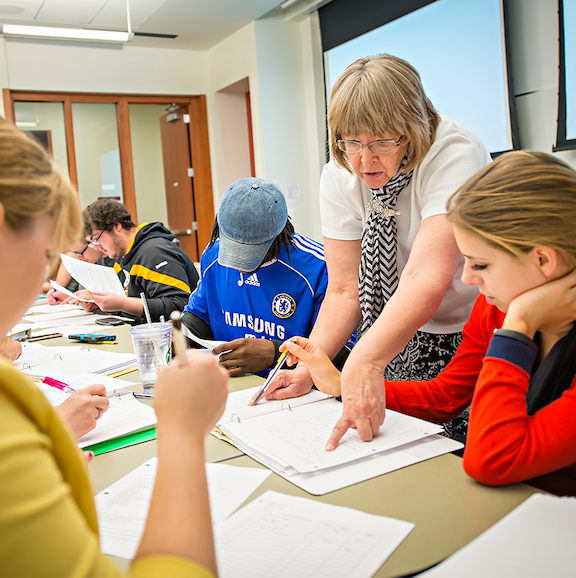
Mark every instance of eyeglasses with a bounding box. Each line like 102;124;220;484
336;135;404;155
87;230;104;248
75;245;89;258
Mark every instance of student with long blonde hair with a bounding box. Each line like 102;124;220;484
0;118;227;577
281;151;576;495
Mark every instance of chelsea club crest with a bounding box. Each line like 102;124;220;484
272;293;296;318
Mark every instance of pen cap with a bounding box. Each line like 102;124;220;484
170;310;182;332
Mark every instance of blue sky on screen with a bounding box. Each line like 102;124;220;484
565;0;576;140
326;0;510;152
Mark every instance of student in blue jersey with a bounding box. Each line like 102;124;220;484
182;177;355;377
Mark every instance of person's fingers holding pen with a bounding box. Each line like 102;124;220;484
248;364;314;405
56;384;110;439
155;350;228;440
280;337;342;397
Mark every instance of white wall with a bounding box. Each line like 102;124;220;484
213;87;252;193
205;15;326;241
205;23;261;206
0;39;208;98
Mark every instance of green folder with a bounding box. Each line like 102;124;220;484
85;427;157;456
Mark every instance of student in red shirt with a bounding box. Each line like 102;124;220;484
277;151;576;495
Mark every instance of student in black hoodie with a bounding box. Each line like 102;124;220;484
81;199;199;323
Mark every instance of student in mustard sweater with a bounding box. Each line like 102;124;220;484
0;119;228;576
275;151;576;496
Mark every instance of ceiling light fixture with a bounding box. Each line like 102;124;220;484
0;0;134;43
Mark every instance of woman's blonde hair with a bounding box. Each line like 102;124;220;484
328;54;440;173
0;118;81;262
447;151;576;268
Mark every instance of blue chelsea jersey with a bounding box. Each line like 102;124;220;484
185;234;349;346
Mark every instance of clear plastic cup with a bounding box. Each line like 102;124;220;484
129;322;173;388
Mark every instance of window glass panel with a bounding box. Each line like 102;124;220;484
14;101;69;175
129;104;168;225
72;102;122;208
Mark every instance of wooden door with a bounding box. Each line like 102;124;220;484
159;106;199;260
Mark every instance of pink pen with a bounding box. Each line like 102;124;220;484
43;376;75;394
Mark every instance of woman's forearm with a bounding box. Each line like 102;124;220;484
309;290;362;359
134;429;216;574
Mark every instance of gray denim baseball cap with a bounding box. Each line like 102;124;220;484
217;177;288;272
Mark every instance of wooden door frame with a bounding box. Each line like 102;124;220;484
3;89;215;253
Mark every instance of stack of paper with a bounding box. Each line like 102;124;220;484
16;343;137;378
214;387;462;494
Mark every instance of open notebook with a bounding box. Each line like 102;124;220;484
16;342;137;378
213;387;461;494
36;374;156;449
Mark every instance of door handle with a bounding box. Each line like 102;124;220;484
171;229;192;236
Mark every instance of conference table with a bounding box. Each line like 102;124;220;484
42;322;541;577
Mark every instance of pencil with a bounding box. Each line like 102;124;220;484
170;311;188;367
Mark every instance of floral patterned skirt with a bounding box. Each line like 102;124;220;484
383;330;469;445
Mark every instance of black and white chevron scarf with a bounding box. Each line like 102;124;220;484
359;158;413;373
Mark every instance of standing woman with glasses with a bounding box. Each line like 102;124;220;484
264;54;491;448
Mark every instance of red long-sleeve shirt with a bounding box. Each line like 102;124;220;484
386;296;576;494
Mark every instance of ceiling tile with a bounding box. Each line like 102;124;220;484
0;0;43;21
36;0;106;24
91;0;167;29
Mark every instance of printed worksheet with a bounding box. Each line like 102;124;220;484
60;254;125;295
96;458;271;559
221;399;443;474
215;491;414;578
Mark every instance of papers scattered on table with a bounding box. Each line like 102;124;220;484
22;308;92;324
15;342;137;378
25;302;85;315
61;253;125;296
419;493;576;577
215;491;414;578
96;458;271;559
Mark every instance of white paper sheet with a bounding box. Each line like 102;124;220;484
45;372;134;396
60;253;125;296
217;386;332;427
22;309;93;323
25;303;84;315
16;345;136;377
96;458;271;559
221;400;443;474
181;323;227;350
76;393;156;448
50;280;95;302
215;490;414;578
419;493;576;577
